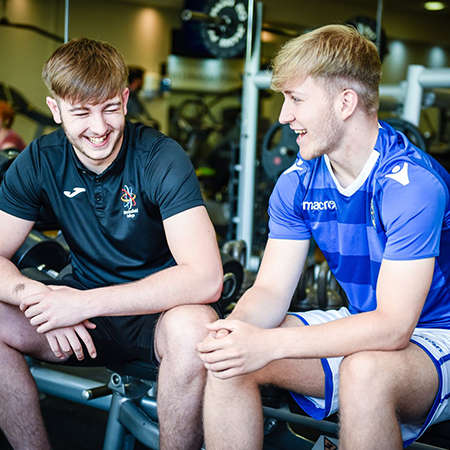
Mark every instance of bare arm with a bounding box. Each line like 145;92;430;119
272;257;434;359
199;255;434;378
228;238;310;328
22;206;223;332
0;210;44;305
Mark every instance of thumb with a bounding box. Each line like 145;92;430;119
83;320;97;329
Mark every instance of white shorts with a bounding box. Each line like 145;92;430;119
288;307;450;446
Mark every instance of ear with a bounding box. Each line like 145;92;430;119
338;88;358;120
121;88;130;116
46;97;62;124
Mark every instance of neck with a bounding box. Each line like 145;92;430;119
327;115;379;188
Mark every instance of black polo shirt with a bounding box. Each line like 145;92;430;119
0;121;204;288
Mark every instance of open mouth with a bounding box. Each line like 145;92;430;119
86;132;110;146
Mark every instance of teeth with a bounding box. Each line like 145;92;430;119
294;129;307;135
88;135;107;144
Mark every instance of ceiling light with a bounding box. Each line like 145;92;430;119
424;1;446;11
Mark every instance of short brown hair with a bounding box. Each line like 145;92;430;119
271;24;381;114
0;100;15;128
42;38;128;104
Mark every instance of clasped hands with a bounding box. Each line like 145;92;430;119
197;319;272;379
19;283;97;361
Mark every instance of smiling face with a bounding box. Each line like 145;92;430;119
278;76;344;161
46;89;129;173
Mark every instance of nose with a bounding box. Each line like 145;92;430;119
89;112;108;136
278;100;294;125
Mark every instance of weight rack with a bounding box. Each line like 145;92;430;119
235;0;450;269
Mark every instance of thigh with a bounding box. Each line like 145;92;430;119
254;314;325;398
0;301;62;362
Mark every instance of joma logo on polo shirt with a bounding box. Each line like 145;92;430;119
302;200;337;211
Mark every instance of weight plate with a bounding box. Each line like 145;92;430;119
345;16;388;62
261;121;298;180
384;117;428;152
200;0;248;58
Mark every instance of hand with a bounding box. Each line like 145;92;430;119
45;320;97;361
197;319;272;379
20;285;88;333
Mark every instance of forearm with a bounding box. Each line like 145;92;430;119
83;262;222;318
270;310;411;361
0;256;46;306
228;284;291;329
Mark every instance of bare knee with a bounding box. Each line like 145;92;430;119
156;304;218;372
340;351;394;405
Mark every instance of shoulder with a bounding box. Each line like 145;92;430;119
126;121;186;161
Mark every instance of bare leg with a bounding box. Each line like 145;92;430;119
0;302;67;450
203;315;326;450
339;344;438;450
154;304;218;450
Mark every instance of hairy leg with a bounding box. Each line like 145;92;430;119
339;344;438;450
0;301;68;450
203;315;325;450
154;304;218;450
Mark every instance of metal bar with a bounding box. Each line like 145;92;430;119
64;0;69;43
418;68;450;88
31;365;111;411
180;9;226;27
375;0;383;54
236;0;262;270
119;401;160;449
140;396;159;421
263;405;338;436
402;65;425;126
103;393;128;450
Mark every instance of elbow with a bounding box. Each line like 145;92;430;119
384;326;413;351
200;266;224;304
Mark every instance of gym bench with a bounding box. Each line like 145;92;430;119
29;357;450;450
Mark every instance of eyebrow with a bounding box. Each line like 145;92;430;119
68;101;121;113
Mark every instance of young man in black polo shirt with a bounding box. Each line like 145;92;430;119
0;38;223;450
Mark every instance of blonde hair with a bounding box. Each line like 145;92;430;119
42;38;128;104
271;24;381;114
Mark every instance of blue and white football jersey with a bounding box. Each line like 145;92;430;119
268;121;450;328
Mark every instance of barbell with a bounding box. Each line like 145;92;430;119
181;1;387;60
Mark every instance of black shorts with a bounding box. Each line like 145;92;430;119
42;276;160;368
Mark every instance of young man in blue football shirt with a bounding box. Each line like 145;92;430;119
199;25;449;449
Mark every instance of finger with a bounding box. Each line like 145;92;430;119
199;349;230;364
205;358;242;373
205;320;234;332
23;304;42;318
82;320;97;329
30;314;49;327
216;329;230;339
36;321;54;333
45;334;65;359
64;329;85;361
197;336;225;353
54;333;73;355
211;367;242;379
74;325;97;359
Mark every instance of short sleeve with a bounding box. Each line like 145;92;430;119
381;162;447;260
145;138;204;220
0;146;42;220
268;172;311;240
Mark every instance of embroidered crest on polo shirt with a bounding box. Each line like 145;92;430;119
385;162;410;186
121;184;139;219
63;187;86;198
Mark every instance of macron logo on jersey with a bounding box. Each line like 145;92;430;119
385;162;409;186
302;200;337;211
64;187;86;198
